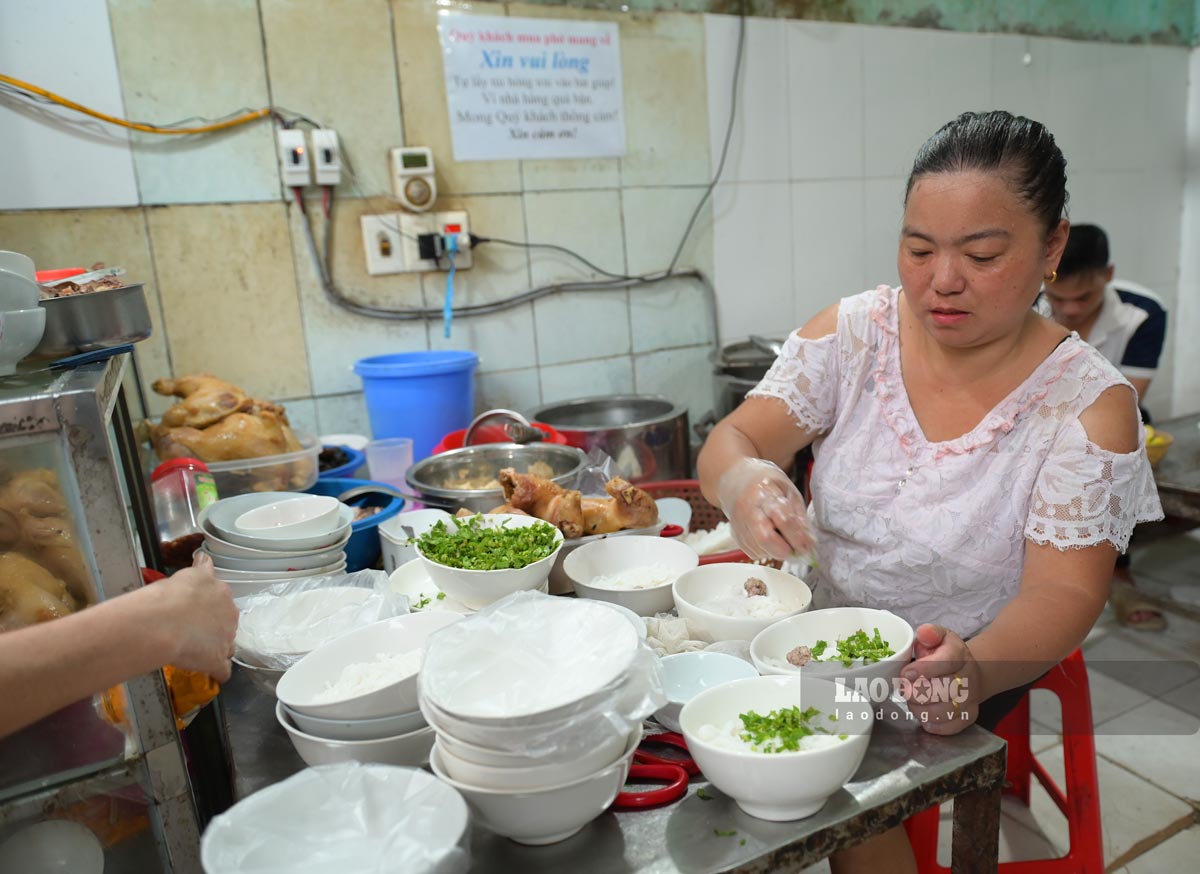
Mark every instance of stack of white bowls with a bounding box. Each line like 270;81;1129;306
274;613;461;768
0;251;46;375
421;594;660;845
199;492;352;596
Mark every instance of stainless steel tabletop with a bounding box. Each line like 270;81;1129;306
221;666;1006;873
1152;413;1200;522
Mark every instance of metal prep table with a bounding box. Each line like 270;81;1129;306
222;668;1006;873
1151;413;1200;523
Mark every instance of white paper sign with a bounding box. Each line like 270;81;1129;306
438;14;626;162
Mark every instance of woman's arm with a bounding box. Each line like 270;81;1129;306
0;558;238;739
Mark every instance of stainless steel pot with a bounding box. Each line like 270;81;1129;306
30;283;152;360
405;442;588;513
530;395;689;482
711;336;784;418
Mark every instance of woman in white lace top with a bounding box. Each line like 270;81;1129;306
698;111;1161;872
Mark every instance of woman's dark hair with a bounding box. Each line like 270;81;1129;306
904;111;1068;233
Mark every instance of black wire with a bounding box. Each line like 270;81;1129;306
470;235;631;280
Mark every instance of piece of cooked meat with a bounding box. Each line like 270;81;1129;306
153;374;253;429
744;577;768;597
786;645;812;667
580;477;657;535
498;468;584;538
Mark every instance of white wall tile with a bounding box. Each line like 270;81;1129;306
863;177;905;290
630;277;714;354
621;186;713;278
786;21;864;181
862;26;993;178
1146;46;1190;177
991;35;1052;126
534;291;631;366
712;182;794;341
476;369;542;416
1068;171;1175;288
0;0;138;210
704;14;790;184
316;393;372;441
278;397;318;439
791;180;867;325
539;356;634;406
634;345;714;427
428;303;538;373
524;190;626;286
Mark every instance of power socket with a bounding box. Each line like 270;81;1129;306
276;129;311;187
360;213;404;275
311;129;341;186
398;210;472;272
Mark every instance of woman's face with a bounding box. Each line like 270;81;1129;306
897;170;1067;347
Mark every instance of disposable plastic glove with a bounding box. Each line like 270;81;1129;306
716;458;813;563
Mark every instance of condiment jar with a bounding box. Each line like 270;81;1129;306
151;458;218;568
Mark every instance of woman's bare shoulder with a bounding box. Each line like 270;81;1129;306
797;304;840;340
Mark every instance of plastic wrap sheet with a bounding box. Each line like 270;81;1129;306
201;764;469;874
418;591;665;757
644;613;709;656
234;571;408;670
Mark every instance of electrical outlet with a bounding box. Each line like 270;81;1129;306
311;129;341;186
360;213;404;275
276;129;311;187
397;210;472;272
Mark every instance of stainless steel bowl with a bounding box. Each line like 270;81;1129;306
405;443;588;513
30;283;152;360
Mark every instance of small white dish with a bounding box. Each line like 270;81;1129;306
202;518;351;560
204;493;353;551
654;651;760;733
655;497;693;531
213;559;346;582
235;495;341;539
204;543;346;572
562;535;698;616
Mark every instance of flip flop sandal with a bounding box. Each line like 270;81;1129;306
1111;580;1167;632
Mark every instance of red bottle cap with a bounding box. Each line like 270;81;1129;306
151;458;212;482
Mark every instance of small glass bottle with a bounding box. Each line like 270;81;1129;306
151;458;218;568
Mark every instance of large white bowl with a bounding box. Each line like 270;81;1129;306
562;535;699;616
429;729;640;845
202;518;352;560
672;563;812;642
235;494;341;539
654;651;760;733
434;721;628;770
416;514;564;610
0;307;46;375
680;675;874;821
284;703;426;741
204;492;353;551
201;764;468;874
750;607;915;685
277;611;463;720
277;701;435;767
433;727;633;791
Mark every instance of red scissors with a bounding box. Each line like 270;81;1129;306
613;731;698;810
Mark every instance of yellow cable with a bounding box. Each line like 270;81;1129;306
0;73;271;134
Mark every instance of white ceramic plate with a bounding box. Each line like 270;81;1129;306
214;560;347;582
204;545;346;572
203;492;353;551
202;518;352;560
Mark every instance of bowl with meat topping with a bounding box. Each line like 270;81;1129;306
750;607;914;685
672;564;812;642
680;674;874;821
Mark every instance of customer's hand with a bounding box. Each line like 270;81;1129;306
716;458;813;563
901;624;981;736
152;553;238;682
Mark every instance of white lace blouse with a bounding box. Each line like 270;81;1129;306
749;286;1164;639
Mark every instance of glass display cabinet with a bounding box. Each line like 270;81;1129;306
0;356;208;872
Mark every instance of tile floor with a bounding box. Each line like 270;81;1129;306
802;523;1200;872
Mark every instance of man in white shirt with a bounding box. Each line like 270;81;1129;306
1042;224;1168;630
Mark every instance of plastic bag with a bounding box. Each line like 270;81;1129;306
200;763;470;874
572;448;621;497
234;570;408;670
419;591;665;757
644;613;709;656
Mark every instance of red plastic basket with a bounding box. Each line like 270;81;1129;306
640;479;755;565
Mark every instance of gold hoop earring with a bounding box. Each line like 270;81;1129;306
1045;270;1057;283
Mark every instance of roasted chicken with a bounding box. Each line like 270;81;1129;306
154;374;253;429
0;469;91;603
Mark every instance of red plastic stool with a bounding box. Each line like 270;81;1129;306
904;648;1104;873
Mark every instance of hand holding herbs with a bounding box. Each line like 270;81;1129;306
416;515;560;570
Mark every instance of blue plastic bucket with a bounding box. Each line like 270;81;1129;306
354;351;479;460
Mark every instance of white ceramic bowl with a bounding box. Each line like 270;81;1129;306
0;307;46;375
202;519;352;560
562;535;699;616
205;543;346;572
276;611;463;720
235;494;341;539
0;269;39;311
0;251;36;279
277;701;435;767
204;492;353;551
433;727;633;791
680;675;874;821
379;509;454;573
673;564;812;642
653;651;760;733
429;729;640;845
416;514;564;611
214;560;346;582
750;607;915;685
284;703;426;741
433;722;628;770
201;764;468;874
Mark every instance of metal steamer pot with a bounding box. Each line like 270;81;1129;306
530;395;689;482
712;336;785;419
405;442;588;513
30;283;153;360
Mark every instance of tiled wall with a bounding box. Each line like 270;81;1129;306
1176;47;1200;415
705;17;1193;420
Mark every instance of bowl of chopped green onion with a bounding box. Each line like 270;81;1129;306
679;675;874;821
750;607;914;686
415;513;565;610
